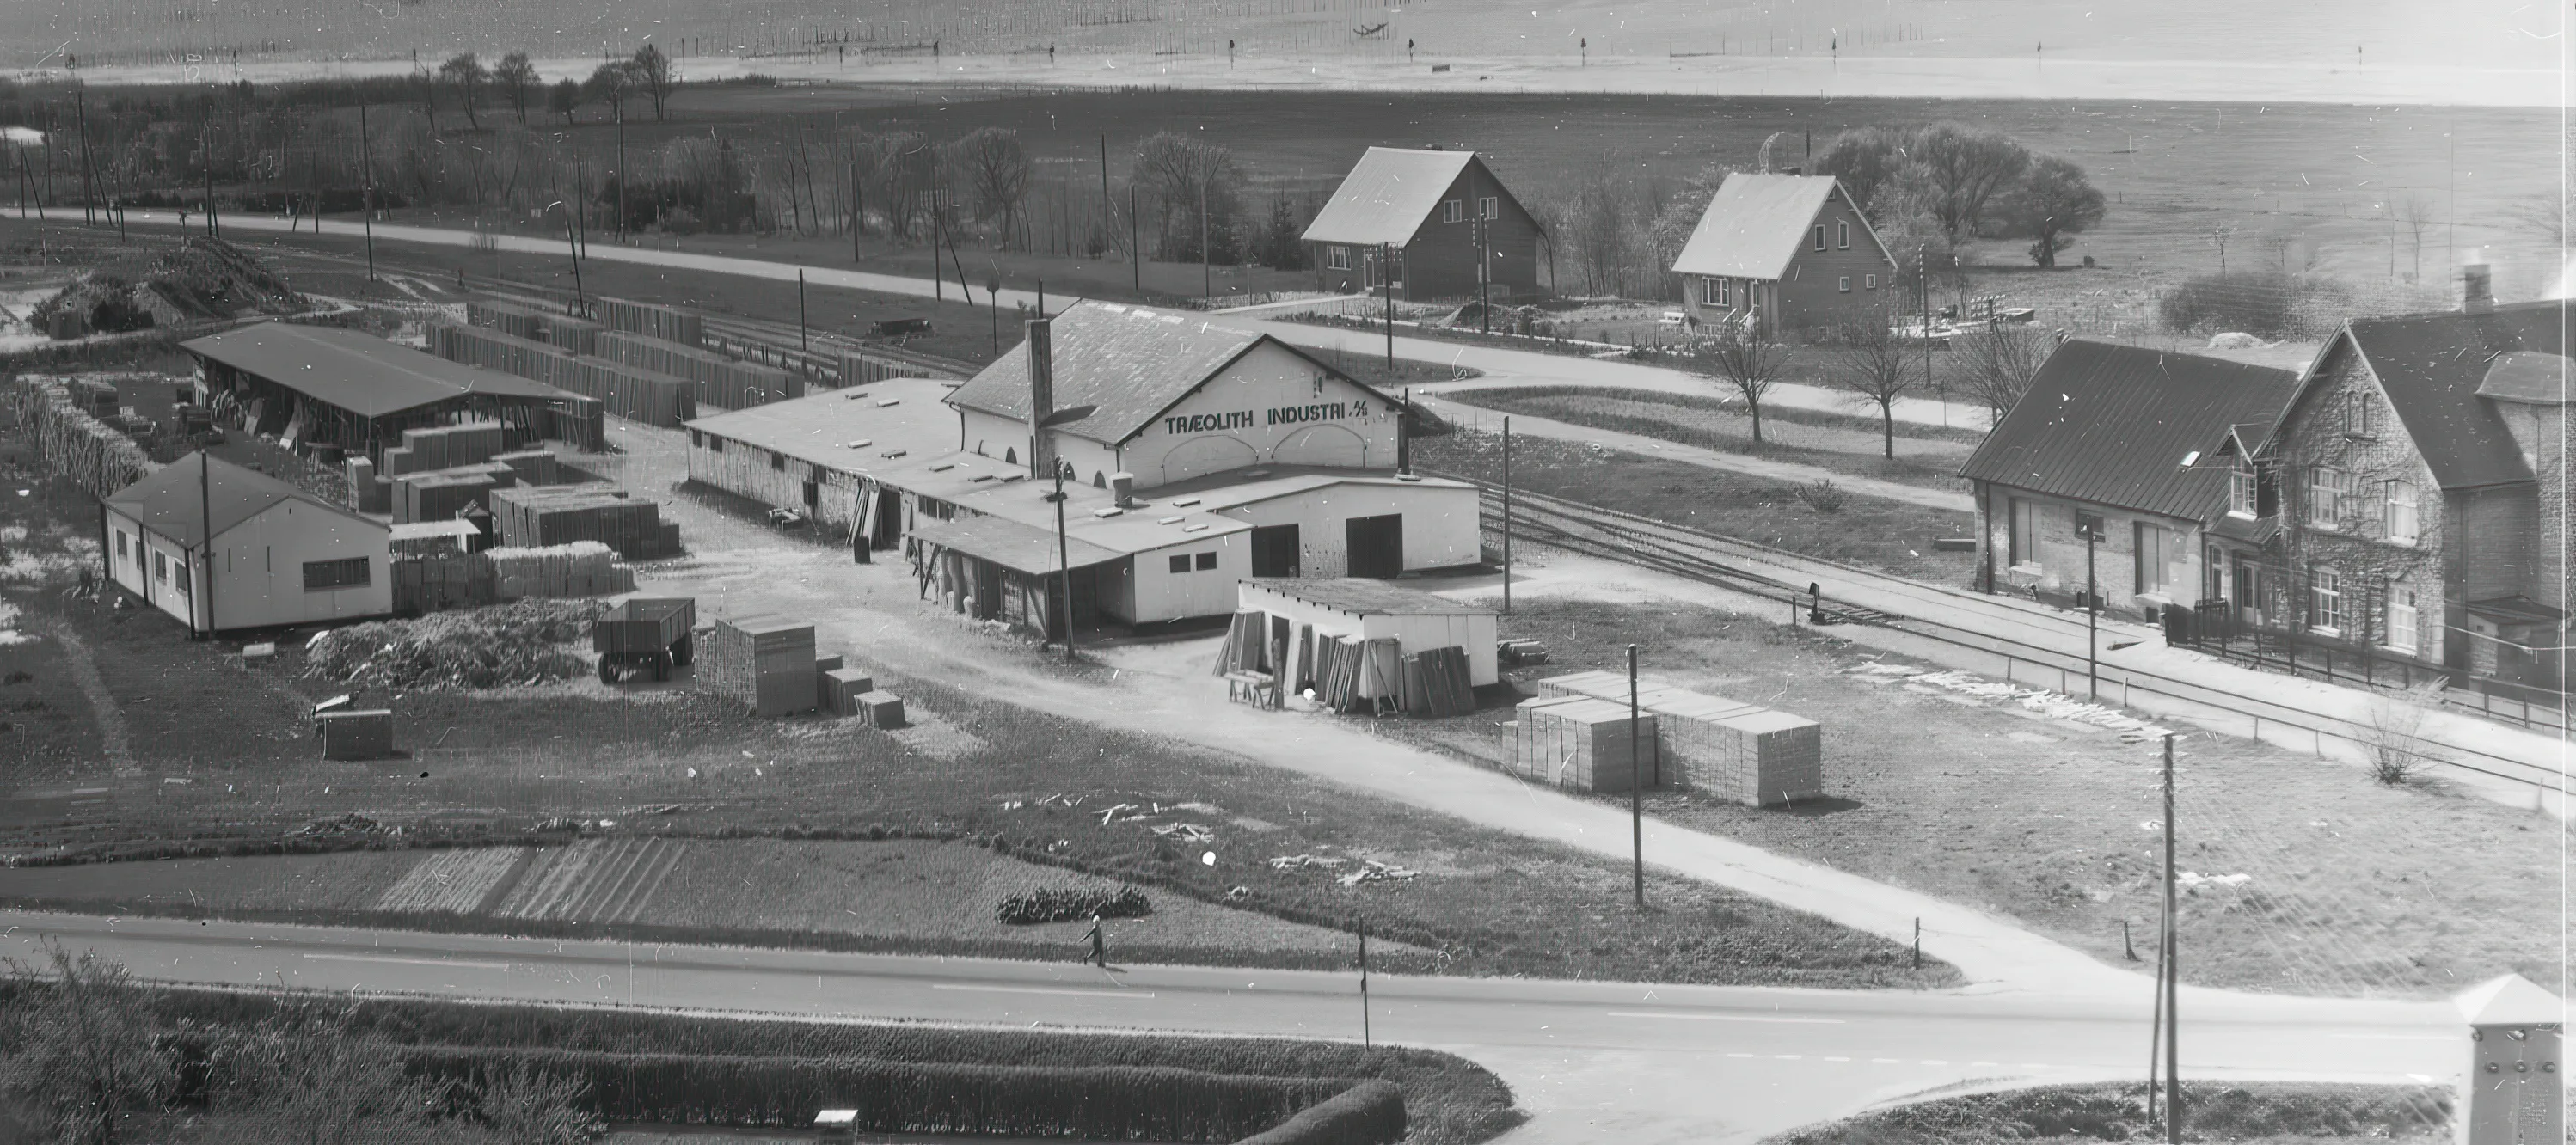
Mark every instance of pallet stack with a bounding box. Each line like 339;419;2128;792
485;541;635;599
598;330;800;411
700;615;817;717
1506;696;1658;794
597;297;703;346
1532;671;1824;806
488;486;681;560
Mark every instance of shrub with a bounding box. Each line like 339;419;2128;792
2156;272;2298;338
1793;479;1847;515
1235;1079;1407;1145
995;885;1151;925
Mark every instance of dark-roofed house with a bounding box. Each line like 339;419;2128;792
1671;173;1898;334
184;321;595;465
1960;340;2302;622
102;452;391;634
2251;299;2574;683
1300;146;1545;301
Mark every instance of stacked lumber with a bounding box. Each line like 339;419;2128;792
484;541;635;600
1505;696;1657;793
1309;635;1369;713
2;376;156;496
381;421;507;477
855;691;905;728
534;313;604;356
389;520;481;558
598;330;800;410
488;486;680;560
465;298;547;340
1533;671;1824;806
316;709;395;761
427;321;690;429
1396;645;1475;718
428;321;567;384
346;456;390;513
699;615;816;717
598;297;703;346
492;449;560;486
1212;610;1267;677
542;396;607;451
820;668;874;717
836;350;955;386
390;554;498;613
389;461;518;524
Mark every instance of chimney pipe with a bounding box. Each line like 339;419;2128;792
1111;471;1136;508
1025;317;1055;477
2463;259;2494;312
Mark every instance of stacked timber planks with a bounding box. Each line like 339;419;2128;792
700;615;818;717
598;329;800;410
1533;670;1824;806
488;486;680;560
598;297;703;346
389;461;518;524
380;421;508;477
1505;696;1655;794
485;541;634;599
428;321;692;428
1397;645;1475;718
465;298;547;340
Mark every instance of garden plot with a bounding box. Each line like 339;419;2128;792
0;850;417;911
373;847;531;914
495;836;690;924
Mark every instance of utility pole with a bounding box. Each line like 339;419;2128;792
1357;916;1371;1047
359;101;377;280
74;89;95;227
1131;185;1140;292
1199;179;1211;300
2161;732;2182;1145
798;269;809;352
615;95;629;242
1500;415;1512;615
1628;643;1645;909
2084;517;2101;700
1382;243;1395;370
1099;133;1112;261
195;451;213;640
201;94;218;239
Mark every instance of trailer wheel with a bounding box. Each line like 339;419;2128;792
670;634;694;667
598;657;618;684
653;653;672;683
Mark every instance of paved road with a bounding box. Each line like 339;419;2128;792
0;911;2464;1145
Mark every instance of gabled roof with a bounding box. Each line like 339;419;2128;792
1959;340;2303;522
182;321;575;419
2329;300;2573;489
104;452;383;548
1671;173;1892;280
1301;147;1525;247
942;302;1391;445
2475;350;2574;406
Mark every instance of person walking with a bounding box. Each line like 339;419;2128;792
1082;913;1107;968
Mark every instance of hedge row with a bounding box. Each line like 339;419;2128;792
1235;1079;1408;1145
995;885;1152;925
401;1047;1351;1141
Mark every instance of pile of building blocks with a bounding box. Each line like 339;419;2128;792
379;422;507;475
820;668;875;716
699;615;817;717
1505;695;1657;794
1531;670;1824;807
485;541;635;599
317;708;394;761
488;487;681;560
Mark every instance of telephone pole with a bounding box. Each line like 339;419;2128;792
359;102;377;280
2161;732;2182;1144
1628;643;1646;909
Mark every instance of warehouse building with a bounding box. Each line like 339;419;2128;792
184;321;599;464
102;452;391;634
683;303;1480;633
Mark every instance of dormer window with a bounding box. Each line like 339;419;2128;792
2228;461;2257;517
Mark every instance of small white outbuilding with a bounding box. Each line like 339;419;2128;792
101;452;391;634
1230;578;1498;697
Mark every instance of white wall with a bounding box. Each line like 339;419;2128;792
106;507;199;630
1213;482;1481;576
1130;532;1248;622
1120;343;1402;487
1362;611;1500;685
689;432;868;532
107;502;389;631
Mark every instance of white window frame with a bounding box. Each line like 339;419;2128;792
2307;466;2346;530
1837;275;1852;293
1864;273;1877;290
1442;199;1462;223
2344;392;2375;438
2386;583;2420;655
2228;462;2257;517
2383;478;2419;544
1837;220;1851;249
1324;246;1351;271
1479;196;1498;220
2134;521;2176;596
1812;224;1827;252
1704;277;1729;306
2309;565;2344;635
2008;498;2042;569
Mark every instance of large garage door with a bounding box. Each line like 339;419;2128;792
1346;514;1403;579
1251;524;1301;578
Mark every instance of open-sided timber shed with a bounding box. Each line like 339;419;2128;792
185;321;591;465
1230;578;1498;695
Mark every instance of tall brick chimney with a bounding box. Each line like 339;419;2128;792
1024;317;1055;479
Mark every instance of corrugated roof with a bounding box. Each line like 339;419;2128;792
943;301;1387;444
1242;577;1493;617
1299;147;1478;247
687;377;965;477
909;514;1127;574
104;452;383;548
182;321;577;419
1671;173;1888;280
1958;340;2302;522
2337;300;2573;489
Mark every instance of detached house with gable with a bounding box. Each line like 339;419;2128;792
1671;173;1898;334
1300;146;1546;301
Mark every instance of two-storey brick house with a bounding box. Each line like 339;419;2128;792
1670;173;1898;335
2243;300;2573;683
1300;146;1546;302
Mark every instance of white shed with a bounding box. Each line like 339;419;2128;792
102;452;392;634
1234;578;1498;694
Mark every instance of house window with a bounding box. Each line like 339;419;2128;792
1168;554;1190;574
1812;224;1827;252
2309;565;2344;634
115;530;127;560
1864;273;1877;290
770;452;786;471
2134;522;2180;596
707;436;724;454
1704;278;1730;306
2007;498;2042;567
690;430;702;448
153;550;167;582
2383;479;2419;543
1194;551;1218;571
2387;583;2420;654
1837;220;1851;249
174;558;190;593
1479;196;1498;220
303;556;371;591
2343;392;2375;438
2228;462;2257;517
1837;276;1852;293
2307;466;2347;529
1325;246;1351;271
1442;199;1462;223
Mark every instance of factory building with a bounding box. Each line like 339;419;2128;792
102;452;392;634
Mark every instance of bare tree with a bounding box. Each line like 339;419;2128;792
1953;321;2053;421
1911;123;2031;244
1696;324;1788;443
1131;131;1243;261
1561;173;1638;298
438;52;487;131
0;940;177;1145
492;52;539;125
2400;196;2436;281
1819;307;1914;456
632;43;673;121
948;126;1031;247
584;60;638;122
1646;162;1733;298
547;77;582;125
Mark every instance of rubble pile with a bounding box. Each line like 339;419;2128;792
302;598;606;690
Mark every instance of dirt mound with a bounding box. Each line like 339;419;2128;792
33;237;306;337
303;599;608;691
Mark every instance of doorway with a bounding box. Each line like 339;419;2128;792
1346;514;1403;579
1251;524;1301;578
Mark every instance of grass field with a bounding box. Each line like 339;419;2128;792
1763;1081;2453;1145
1439;385;1977;489
1414;427;1978;583
1426;597;2564;995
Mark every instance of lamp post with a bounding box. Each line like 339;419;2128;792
1038;403;1099;662
1628;643;1645;909
2078;511;2102;699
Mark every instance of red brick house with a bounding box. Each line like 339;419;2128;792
2233;299;2573;684
1300;147;1546;302
1671;173;1897;334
